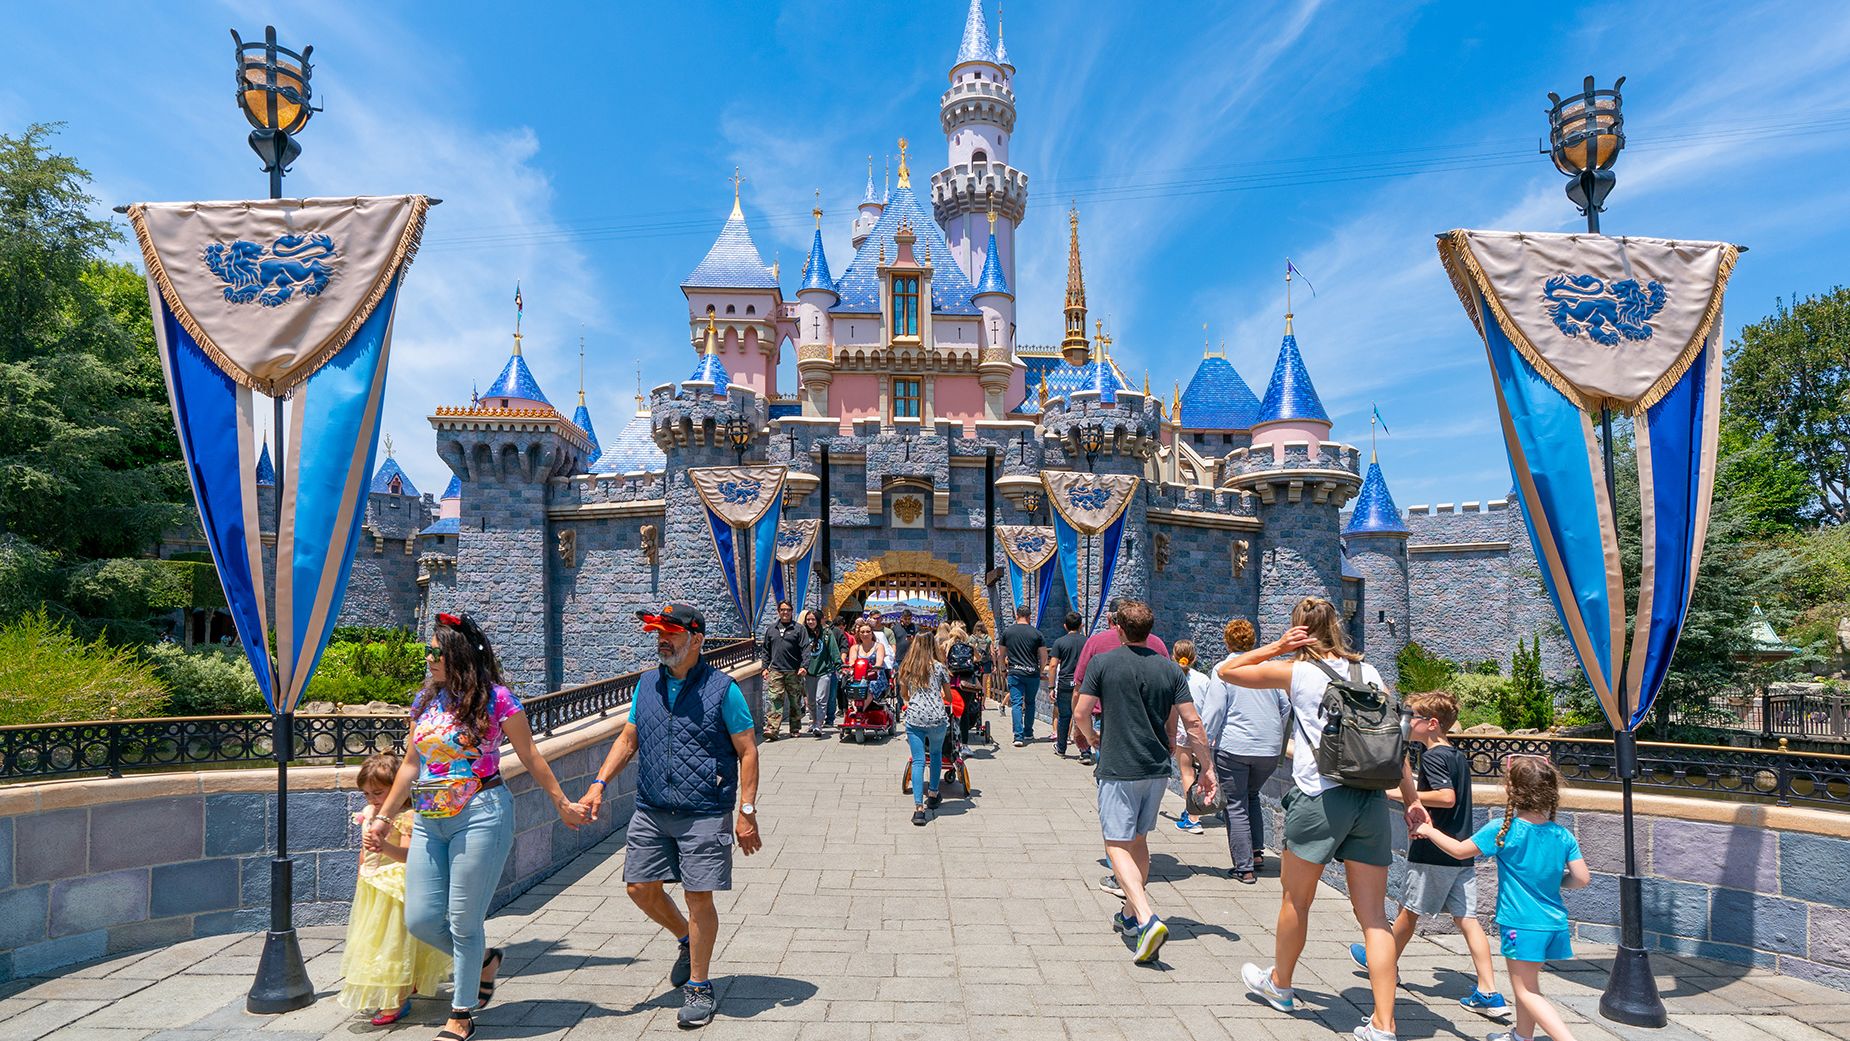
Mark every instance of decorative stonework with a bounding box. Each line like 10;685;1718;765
830;550;994;633
892;495;925;525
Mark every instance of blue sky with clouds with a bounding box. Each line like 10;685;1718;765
4;1;1848;505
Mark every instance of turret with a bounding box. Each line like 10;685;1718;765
1060;208;1090;366
933;0;1027;286
852;156;884;250
570;335;601;469
796;197;838;418
1177;338;1261;448
1343;458;1412;685
1248;315;1333;458
681;172;782;398
972;207;1015;419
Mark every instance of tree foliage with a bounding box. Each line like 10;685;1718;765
1503;636;1551;731
1396;641;1457;694
0;609;169;724
1725;286;1850;525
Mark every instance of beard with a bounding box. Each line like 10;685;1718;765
657;639;690;667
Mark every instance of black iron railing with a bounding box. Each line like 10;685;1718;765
1669;691;1850;744
1452;734;1850;810
0;639;756;784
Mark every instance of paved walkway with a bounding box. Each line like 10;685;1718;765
7;731;1850;1040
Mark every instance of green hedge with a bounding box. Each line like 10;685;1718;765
0;610;170;725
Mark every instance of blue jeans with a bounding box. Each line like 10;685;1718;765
1007;673;1039;742
1053;684;1075;754
406;784;515;1013
907;722;947;805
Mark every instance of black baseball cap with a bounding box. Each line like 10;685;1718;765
637;602;706;634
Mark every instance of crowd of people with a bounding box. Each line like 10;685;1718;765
338;596;1587;1039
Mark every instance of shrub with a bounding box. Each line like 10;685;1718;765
1448;673;1511;730
0;610;169;724
304;638;426;706
144;642;264;716
1396;641;1458;694
0;535;58;623
1506;635;1553;731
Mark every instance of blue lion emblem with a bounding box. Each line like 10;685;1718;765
203;233;337;307
776;528;805;548
1014;534;1048;555
718;478;762;505
1542;274;1667;346
1068;486;1111;511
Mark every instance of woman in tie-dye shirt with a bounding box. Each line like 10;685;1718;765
365;613;587;1041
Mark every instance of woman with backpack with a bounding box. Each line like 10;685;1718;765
1218;597;1429;1041
800;609;842;737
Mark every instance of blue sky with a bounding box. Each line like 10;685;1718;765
4;1;1848;506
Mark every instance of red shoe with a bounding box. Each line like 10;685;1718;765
371;997;413;1026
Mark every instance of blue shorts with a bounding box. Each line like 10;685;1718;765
1499;925;1572;963
1097;776;1167;842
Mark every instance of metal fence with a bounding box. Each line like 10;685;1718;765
0;639;757;784
1451;733;1850;810
1669;690;1850;743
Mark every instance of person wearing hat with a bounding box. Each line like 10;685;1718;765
580;602;761;1029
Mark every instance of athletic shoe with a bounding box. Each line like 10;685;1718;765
1113;910;1138;936
925;791;942;810
1242;963;1297;1013
912;808;927;826
1353;1024;1396;1041
1133;915;1168;964
1175;813;1204;834
1013;740;1025;748
677;983;715;1028
671;939;691;987
1078;751;1094;766
1461;991;1513;1021
1098;873;1124;898
1486;1032;1533;1041
1349;941;1368;970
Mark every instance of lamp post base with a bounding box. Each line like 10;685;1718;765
247;928;315;1014
1600;873;1667;1028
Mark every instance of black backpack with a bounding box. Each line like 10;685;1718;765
945;641;976;677
1293;659;1409;791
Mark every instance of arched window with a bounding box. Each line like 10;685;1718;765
746;305;756;315
725;304;736;315
972;150;988;164
387;475;403;494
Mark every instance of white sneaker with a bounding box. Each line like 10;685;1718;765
1242;963;1296;1012
1354;1025;1397;1041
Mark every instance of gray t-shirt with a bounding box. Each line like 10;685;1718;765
1079;644;1191;781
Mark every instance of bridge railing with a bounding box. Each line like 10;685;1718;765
0;639;757;784
1451;733;1850;810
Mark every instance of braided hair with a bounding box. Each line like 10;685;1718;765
1496;756;1562;849
414;612;505;749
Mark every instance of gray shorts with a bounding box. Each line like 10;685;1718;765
1097;776;1167;842
1402;861;1478;918
623;806;735;892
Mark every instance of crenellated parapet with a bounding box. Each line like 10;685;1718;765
648;381;768;462
1221;439;1362;507
1038;390;1163;467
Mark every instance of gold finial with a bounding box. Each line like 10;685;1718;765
1284;256;1295;333
1143;370;1151;396
1203;323;1211;357
896;137;911;188
813;188;823;227
1220;338;1228;358
704;306;718;355
383;433;395;458
635;362;645;411
1172;381;1182;417
772;250;780;282
1038;373;1049;407
729;166;745;218
987;204;996;231
577;331;587;406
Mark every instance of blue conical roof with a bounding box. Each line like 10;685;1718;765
1256;329;1329;424
483;353;549;405
1079;359;1122;404
688;350;730;394
441;476;461;500
255;442;276;486
370;457;419;496
1179;355;1261;431
684;199;778;290
800;225;836;295
955;0;994;65
830;182;981;316
571;401;602;466
1345;462;1410;536
973;226;1010;297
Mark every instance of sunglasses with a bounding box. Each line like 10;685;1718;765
1502;752;1552;770
425;646;441;659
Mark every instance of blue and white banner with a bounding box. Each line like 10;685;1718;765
129;196;430;713
1091;510;1130;632
1043;471;1139;632
1439;229;1737;731
999;525;1056;626
773;519;820;614
690;466;787;633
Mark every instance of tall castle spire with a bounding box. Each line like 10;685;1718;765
1061;207;1090;365
956;0;994;65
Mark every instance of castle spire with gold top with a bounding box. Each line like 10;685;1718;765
1061;207;1089;365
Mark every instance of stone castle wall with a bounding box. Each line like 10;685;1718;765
1405;496;1574;677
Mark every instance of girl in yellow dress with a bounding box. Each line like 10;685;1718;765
339;752;451;1024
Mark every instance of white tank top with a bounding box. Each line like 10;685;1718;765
1287;657;1387;797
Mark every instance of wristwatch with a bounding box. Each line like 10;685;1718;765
740;803;756;816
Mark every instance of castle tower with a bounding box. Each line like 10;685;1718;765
972;207;1015;419
932;0;1027;286
570;335;601;469
682;172;782;399
796;198;838;417
1177;336;1262;450
1343;458;1412;686
1248;314;1332;458
852;156;884;250
1060;208;1090;365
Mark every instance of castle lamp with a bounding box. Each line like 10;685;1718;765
726;415;753;465
1080;422;1105;472
1545;75;1624;234
232;26;316;200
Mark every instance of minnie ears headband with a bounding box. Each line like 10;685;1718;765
435;612;486;652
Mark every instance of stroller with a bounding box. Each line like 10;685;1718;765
836;658;896;744
902;681;974;796
945;641;997;749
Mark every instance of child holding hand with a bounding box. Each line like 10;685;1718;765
1414;755;1590;1041
339;752;451;1024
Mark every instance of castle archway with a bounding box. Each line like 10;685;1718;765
831;551;994;634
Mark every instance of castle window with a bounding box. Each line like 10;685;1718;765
972;150;988;164
725;304;736;315
892;276;920;339
746;305;756;315
1377;610;1385;622
387;475;402;494
892;377;922;419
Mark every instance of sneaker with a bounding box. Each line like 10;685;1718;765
1098;873;1124;899
1486;1032;1532;1041
1013;739;1025;748
1175;814;1204;834
1349;941;1368;970
1242;963;1297;1013
1133;915;1169;964
925;791;942;810
1461;991;1513;1021
671;939;691;987
1078;751;1094;766
1113;910;1138;936
912;808;927;826
1354;1025;1396;1041
677;983;715;1028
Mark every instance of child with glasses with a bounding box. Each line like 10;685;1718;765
1351;691;1511;1021
1415;755;1589;1041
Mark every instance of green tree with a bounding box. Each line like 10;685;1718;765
1396;641;1457;694
1724;287;1850;525
1715;415;1812;538
0;124;188;577
1506;635;1551;731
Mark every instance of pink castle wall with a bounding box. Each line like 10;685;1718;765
932;375;987;433
830;373;881;431
1249;420;1333;460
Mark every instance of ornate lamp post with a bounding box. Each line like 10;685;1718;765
726;415;753;466
232;24;316;1016
1547;74;1664;1030
1080;421;1105;473
1019;490;1042;516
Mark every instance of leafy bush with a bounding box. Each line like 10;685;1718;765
330;625;415;645
0;535;59;623
304;638;426;706
1448;673;1511;730
1466;659;1503;676
63;557;225;621
0;610;169;724
1396;641;1458;694
1505;636;1553;731
144;642;263;716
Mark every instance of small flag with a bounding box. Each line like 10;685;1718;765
1372;404;1390;435
514;282;523;314
1286;258;1317;297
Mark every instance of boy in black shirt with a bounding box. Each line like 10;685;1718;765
1349;691;1510;1020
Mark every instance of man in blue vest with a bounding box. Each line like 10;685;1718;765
581;602;761;1029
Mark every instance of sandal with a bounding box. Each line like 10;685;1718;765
371;997;413;1026
434;1011;474;1041
1234;870;1258;885
475;947;503;1009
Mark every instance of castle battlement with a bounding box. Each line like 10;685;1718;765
649;382;767;453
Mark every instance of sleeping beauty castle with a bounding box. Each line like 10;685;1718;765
296;1;1564;692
